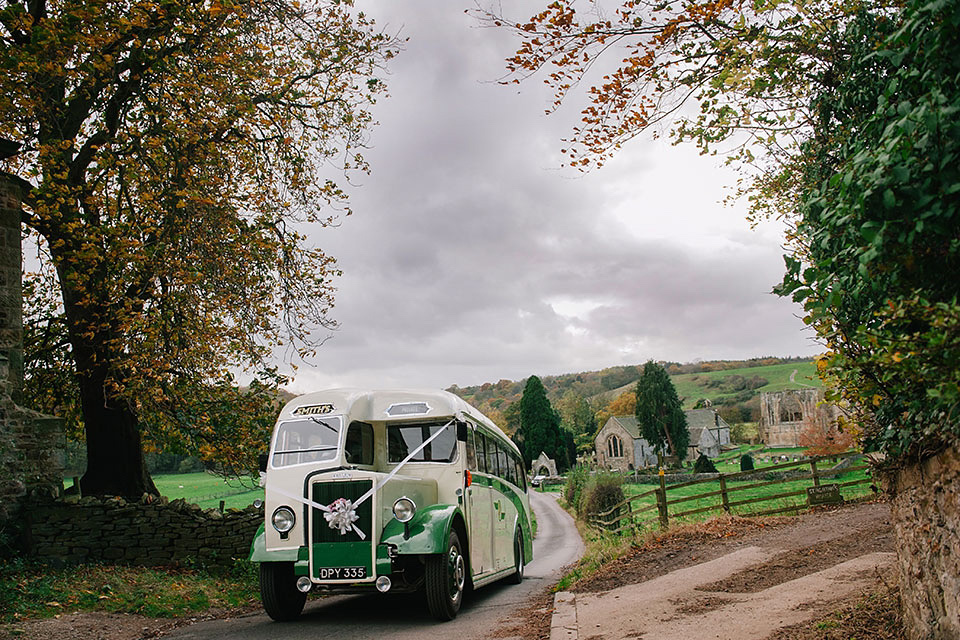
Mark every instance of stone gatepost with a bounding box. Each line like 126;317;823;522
0;176;64;524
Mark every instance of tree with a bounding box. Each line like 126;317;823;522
1;0;397;496
797;415;855;457
594;390;636;429
518;375;565;468
557;390;595;436
779;0;960;466
635;361;688;461
480;0;899;220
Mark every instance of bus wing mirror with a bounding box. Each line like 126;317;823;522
456;422;468;442
258;452;269;473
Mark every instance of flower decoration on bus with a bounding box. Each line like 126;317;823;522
324;497;360;536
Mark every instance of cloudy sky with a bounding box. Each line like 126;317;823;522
284;2;823;394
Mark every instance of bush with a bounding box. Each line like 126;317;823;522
740;454;755;471
564;464;590;513
581;473;624;524
177;457;205;474
692;454;718;474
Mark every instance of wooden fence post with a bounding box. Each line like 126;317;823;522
810;458;821;487
719;473;730;513
657;468;669;529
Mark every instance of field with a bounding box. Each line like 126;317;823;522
152;472;262;510
610;453;873;532
670;361;821;408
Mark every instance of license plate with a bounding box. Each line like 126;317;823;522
315;566;367;580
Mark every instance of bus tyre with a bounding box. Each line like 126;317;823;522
507;529;524;584
426;529;466;621
260;562;307;622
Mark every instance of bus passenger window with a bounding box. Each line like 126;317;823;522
486;437;499;476
476;433;488;474
466;426;478;471
514;456;527;490
387;423;458;463
496;446;510;483
345;421;374;466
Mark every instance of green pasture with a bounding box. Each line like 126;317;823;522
153;472;263;510
671;361;821;408
615;464;872;531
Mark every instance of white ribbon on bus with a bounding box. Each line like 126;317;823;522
267;417;458;541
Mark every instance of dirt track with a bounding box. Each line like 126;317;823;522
496;499;898;640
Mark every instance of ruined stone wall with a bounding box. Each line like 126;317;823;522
0;178;65;523
758;389;840;447
23;496;263;568
886;446;960;640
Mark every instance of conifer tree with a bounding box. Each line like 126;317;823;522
635;361;689;462
519;375;564;468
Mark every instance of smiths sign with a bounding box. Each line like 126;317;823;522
293;404;335;416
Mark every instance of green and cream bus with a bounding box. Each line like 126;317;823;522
249;388;533;621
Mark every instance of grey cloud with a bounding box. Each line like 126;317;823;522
282;2;822;393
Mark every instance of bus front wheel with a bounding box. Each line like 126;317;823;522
259;561;307;622
426;530;466;620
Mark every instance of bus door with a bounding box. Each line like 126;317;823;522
467;428;494;578
491;444;517;571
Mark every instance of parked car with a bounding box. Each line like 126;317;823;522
531;475;546;487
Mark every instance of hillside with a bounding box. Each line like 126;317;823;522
448;357;820;426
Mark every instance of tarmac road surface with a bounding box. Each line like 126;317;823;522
166;489;582;640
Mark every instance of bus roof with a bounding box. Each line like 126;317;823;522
279;388;511;444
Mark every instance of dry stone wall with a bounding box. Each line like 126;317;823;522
886;446;960;640
23;496;263;568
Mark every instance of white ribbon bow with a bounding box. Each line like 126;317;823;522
323;497;360;536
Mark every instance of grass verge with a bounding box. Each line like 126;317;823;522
0;559;259;624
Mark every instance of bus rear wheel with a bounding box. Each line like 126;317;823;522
260;561;307;622
507;529;524;584
426;529;466;620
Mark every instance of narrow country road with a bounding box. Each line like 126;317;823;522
165;490;582;640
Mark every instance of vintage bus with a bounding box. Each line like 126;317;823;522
249;388;533;621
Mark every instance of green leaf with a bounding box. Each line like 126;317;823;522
882;189;896;209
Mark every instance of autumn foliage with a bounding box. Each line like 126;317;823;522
2;0;398;495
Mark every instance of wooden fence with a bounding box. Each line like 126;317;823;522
587;453;873;535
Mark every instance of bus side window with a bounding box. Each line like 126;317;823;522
466;425;478;471
513;455;526;491
496;445;510;484
486;435;499;476
345;421;374;466
476;432;487;474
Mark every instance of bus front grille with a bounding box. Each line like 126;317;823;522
311;480;374;544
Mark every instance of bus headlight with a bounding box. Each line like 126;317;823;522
272;506;296;533
392;497;416;523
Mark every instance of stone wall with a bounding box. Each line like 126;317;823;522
0;176;65;523
23;496;263;568
886;446;960;640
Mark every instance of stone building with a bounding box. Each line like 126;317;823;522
684;408;732;459
758;388;841;447
531;451;558;477
0;175;64;522
594;416;658;471
595;409;731;470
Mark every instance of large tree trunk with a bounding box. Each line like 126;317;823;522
55;252;158;498
77;363;158;498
